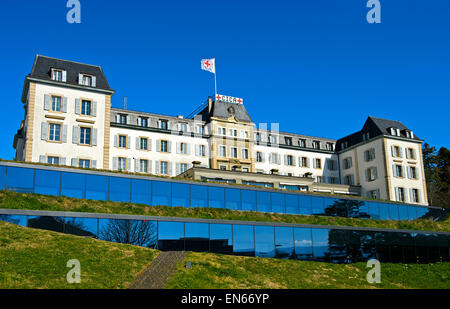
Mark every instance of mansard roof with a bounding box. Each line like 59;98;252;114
198;100;253;123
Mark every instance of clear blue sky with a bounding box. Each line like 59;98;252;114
1;0;449;160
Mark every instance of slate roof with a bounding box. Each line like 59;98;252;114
198;100;253;123
28;55;111;91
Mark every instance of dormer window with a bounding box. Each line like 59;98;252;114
405;130;414;139
390;127;401;137
312;141;320;149
362;132;370;141
285;137;292;146
326;142;334;151
341;141;348;150
79;73;96;87
51;68;66;82
299;139;306;148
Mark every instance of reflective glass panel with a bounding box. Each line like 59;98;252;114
157;221;185;251
6;167;34;193
208;186;225;209
275;227;294;259
64;217;98;237
130;219;157;248
416;207;428;219
271;193;285;213
285;194;299;215
34;169;60;196
299;195;312;215
152;181;171;206
311;228;330;262
398;232;415;263
311;196;325;216
210;224;233;253
86;175;108;201
172;183;190;207
185;223;209;252
190;185;207;208
328;229;347;263
256;191;271;212
131;179;151;205
241;190;256;212
294;227;313;260
61;172;85;199
324;198;344;217
255;226;275;258
374;231;390;262
348;200;369;219
388;232;404;263
0;166;5;190
368;202;380;220
27;215;64;233
233;225;255;256
109;177;131;203
225;188;241;210
414;232;429;263
389;204;400;221
398;205;409;221
0;214;27;226
378;203;390;220
407;206;418;220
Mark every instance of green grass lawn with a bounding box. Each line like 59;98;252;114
0;190;449;232
167;251;450;289
0;221;158;289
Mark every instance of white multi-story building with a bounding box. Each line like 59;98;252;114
13;55;428;205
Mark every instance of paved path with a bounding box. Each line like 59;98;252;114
128;251;187;289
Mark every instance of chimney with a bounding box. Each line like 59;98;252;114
270;169;279;175
208;96;213;113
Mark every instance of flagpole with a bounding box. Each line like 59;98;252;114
214;59;217;99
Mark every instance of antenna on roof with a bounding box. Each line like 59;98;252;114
123;96;128;110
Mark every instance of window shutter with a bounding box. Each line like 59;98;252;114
306;157;310;168
350;174;354;185
394;187;399;201
72;126;79;144
149;139;152;151
60;157;66;166
168;141;172;153
392;165;396;177
62;70;67;82
284;154;287;166
176;163;180;175
155;161;160;174
405;149;409;159
138;118;142;126
92;76;97;87
364;151;368;161
391;145;395;157
407;167;411;179
158;120;161;128
136;137;140;150
78;74;83;85
114;134;118;147
401;165;405;178
92;128;97;146
261;153;265;163
313;159;317;169
116;115;119;123
404;188;409;203
399;147;403;158
374;167;378;179
417;189;421;203
409;188;414;203
39;155;46;163
292;156;296;166
92;101;97;117
168;162;173;176
44;94;50;110
75;99;80;114
127;158;131;172
156;140;161;152
126;115;129;125
113;157;118;170
195;145;199;156
41;122;48;140
126;136;130;149
187;144;191;155
148;160;153;174
62;97;68;113
62;125;68;143
365;169;369;182
371;148;376;159
92;160;97;169
268;153;272;164
134;159;138;172
349;157;353;168
71;158;78;167
176;142;180;154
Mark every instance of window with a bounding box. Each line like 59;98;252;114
81;100;91;116
255;133;261;142
79;127;91;145
242;167;249;172
285;137;292;146
179;123;187;132
312;141;320;149
47;156;60;165
326;143;334;151
242;148;249;159
299;139;306;147
287;155;294;166
81;74;93;86
314;158;322;169
405;130;414;139
341;141;348;150
229;129;237;137
366;167;378;182
79;159;90;169
362;132;370;141
51;96;61;112
344;174;354;185
406;148;416;160
396;187;405;202
160;161;168;175
52;69;63;81
117;157;126;171
364;148;376;161
217;127;226;135
241;130;249;139
300;157;308;167
270;153;279;164
390;127;401;136
328;177;338;184
160;140;168;152
118;135;127;148
411;189;419;203
160;120;168;130
231;147;238;158
140;117;148;127
394;164;403;177
367;189;379;199
316;176;323;183
140;159;148;173
327;160;337;170
343;157;353;169
199;145;206;156
140;137;148;150
219;145;226;157
256;151;262;162
119;114;127;124
392;145;401;157
180;142;187;154
269;134;278;144
408;166;417;179
48;123;61;141
180;163;188;173
220;165;227;171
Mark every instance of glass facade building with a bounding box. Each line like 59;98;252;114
0;163;446;221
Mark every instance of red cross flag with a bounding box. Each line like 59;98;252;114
201;58;215;74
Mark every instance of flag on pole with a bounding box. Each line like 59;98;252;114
201;58;215;74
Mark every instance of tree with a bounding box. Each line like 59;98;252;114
99;219;157;248
422;143;450;208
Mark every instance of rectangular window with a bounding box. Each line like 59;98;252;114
199;145;206;156
81;100;91;116
160;120;168;130
118;157;126;171
220;165;227;171
407;148;416;160
367;189;379;199
255;133;261;142
81;74;92;86
229;129;237;137
271;153;278;164
397;187;405;202
299;139;306;147
140;159;148;173
395;164;403;177
180;163;188;173
301;157;308;167
285;137;292;145
327;160;336;170
51;96;61;112
364;148;376;161
79;127;91;145
326;143;334;151
409;166;417;179
366;167;378;181
393;145;401;157
48;123;61;141
179;123;187;132
119;114;127;124
217;127;226;135
219;145;226;157
160;161;168;175
118;135;127;148
180;142;187;154
287;155;293;166
411;189;419;203
52;69;62;81
231;147;238;158
160;140;168;152
344;174;354;185
79;159;90;169
343;157;352;169
312;141;320;149
140;117;148;127
140;137;148;150
47;156;60;165
256;151;262;162
314;158;321;169
242;148;249;159
316;176;323;183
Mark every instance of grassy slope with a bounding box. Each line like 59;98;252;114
0;221;158;289
167;251;450;289
0;190;449;232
